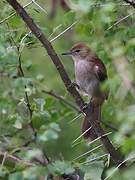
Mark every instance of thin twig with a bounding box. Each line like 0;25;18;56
42;89;80;112
18;42;36;137
6;23;36;139
1;152;7;167
0;151;35;166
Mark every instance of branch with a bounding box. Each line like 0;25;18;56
42;89;122;133
0;151;35;166
5;22;37;141
12;34;37;139
7;0;125;167
42;89;80;112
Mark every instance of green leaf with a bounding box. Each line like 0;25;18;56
13;119;22;129
48;161;74;175
39;129;59;142
122;139;135;155
34;98;46;111
8;172;23;180
26;149;43;160
23;166;48;179
0;167;8;178
9;16;22;28
81;161;104;180
49;123;61;132
36;74;44;81
17;99;30;119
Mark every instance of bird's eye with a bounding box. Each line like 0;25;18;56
75;49;80;53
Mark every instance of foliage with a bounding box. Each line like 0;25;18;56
0;0;135;179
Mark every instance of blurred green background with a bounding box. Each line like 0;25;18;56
0;0;135;179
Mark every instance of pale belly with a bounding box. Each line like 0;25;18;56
74;60;99;97
76;74;99;97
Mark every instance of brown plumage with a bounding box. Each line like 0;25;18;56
62;43;108;140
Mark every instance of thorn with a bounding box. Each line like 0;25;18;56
72;127;92;145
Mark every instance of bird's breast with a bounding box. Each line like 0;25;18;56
74;60;93;81
74;60;98;96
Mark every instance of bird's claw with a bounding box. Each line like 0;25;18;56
67;82;80;90
72;81;80;90
82;103;88;111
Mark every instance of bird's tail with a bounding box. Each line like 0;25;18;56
81;103;101;140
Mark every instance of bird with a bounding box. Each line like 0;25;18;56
62;42;108;140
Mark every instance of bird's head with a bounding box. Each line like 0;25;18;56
62;43;91;61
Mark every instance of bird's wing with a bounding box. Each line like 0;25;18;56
93;58;107;82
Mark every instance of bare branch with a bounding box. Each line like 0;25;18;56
42;89;80;112
1;152;7;167
15;38;37;139
0;151;35;166
6;23;38;153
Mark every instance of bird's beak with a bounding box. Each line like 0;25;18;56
61;51;72;56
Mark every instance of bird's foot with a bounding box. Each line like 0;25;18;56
72;81;80;90
82;103;88;110
67;81;80;90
